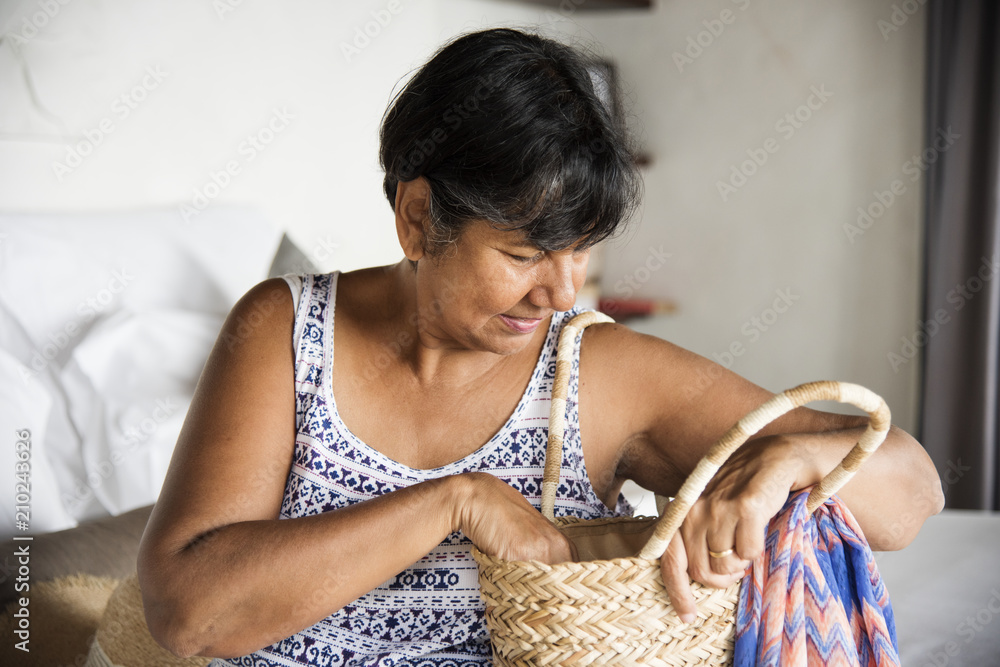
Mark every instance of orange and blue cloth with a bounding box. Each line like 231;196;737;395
734;487;901;666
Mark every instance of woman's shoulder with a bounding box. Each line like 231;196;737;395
328;267;397;317
213;278;297;357
564;309;664;361
233;277;297;322
573;313;720;413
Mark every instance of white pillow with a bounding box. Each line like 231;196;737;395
0;302;85;537
62;306;222;516
0;208;281;536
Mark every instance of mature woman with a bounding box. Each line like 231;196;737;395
137;28;944;665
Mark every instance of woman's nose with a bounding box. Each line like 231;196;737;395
535;251;588;312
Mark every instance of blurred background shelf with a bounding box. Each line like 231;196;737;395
505;0;652;9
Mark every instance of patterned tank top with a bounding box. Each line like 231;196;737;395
217;271;632;667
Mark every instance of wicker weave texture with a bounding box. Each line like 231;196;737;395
473;545;737;666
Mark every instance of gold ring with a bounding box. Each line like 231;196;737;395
708;548;734;559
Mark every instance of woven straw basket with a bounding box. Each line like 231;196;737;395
471;311;892;666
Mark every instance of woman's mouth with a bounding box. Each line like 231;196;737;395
498;314;543;334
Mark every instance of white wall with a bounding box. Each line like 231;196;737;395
0;0;543;271
0;0;925;431
557;0;927;432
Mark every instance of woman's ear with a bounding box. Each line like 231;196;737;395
394;177;431;262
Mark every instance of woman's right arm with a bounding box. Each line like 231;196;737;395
137;279;571;659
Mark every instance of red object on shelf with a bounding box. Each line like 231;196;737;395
598;298;677;319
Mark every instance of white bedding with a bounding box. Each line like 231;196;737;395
0;208;283;538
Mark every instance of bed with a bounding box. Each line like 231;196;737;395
0;208;313;543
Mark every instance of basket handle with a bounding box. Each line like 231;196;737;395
636;379;890;559
540;311;616;519
539;313;892;562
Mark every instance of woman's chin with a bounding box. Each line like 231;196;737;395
485;321;547;356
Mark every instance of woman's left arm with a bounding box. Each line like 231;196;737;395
581;322;945;545
578;322;945;617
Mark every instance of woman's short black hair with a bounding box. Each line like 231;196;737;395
379;28;642;253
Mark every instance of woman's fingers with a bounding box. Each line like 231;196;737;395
735;516;765;563
707;546;751;577
706;517;754;577
458;472;576;564
660;533;697;624
681;501;745;580
706;526;741;576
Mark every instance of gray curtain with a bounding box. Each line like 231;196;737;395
920;0;1000;510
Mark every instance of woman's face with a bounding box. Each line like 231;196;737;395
412;220;590;356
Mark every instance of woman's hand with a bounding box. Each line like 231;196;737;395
659;435;804;622
455;472;577;564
